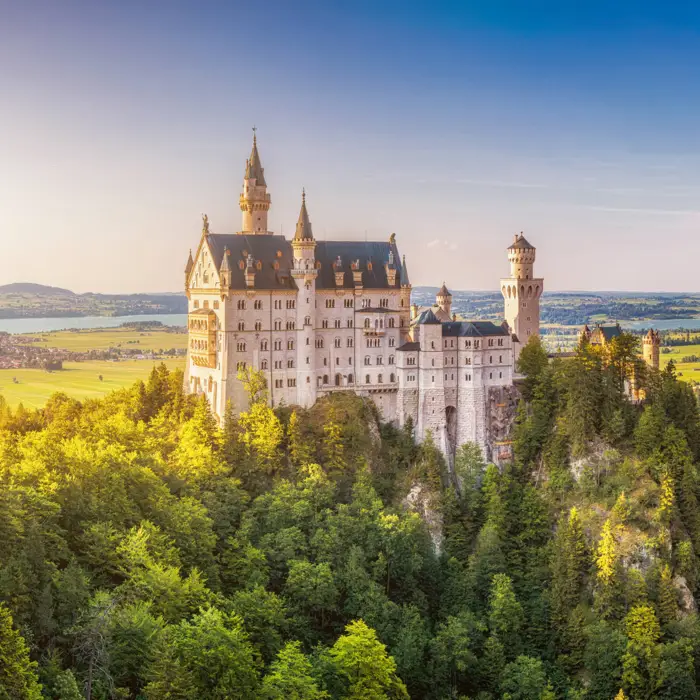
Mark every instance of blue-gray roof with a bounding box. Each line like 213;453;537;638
442;321;510;337
414;308;441;325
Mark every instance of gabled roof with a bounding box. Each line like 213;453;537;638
592;323;622;343
442;321;510;337
185;250;194;274
414;308;441;325
244;134;266;186
508;234;535;250
397;341;420;351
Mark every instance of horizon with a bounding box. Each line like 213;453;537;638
3;1;700;293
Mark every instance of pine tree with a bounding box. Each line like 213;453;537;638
656;564;677;628
0;603;42;700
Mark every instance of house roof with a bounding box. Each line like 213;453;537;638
397;341;421;351
593;324;622;342
414;308;441;325
508;234;535;250
314;240;403;290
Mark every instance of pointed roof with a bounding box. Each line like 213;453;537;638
415;308;441;325
400;255;410;286
508;233;535;250
220;246;231;272
437;282;452;297
293;189;314;241
185;249;194;274
244;132;266;186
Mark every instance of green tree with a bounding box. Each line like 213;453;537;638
499;655;550;700
328;620;409;700
621;604;661;700
144;607;260;700
488;574;524;655
261;641;328;700
0;603;42;700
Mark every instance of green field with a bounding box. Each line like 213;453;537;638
0;359;185;409
22;327;188;352
660;343;700;383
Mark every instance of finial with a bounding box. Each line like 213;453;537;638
302;187;306;204
252;125;257;144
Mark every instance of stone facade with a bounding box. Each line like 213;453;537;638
185;134;544;460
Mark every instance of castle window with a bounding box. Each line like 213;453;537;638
431;341;435;349
286;299;296;309
322;320;329;329
194;300;199;309
261;359;268;369
365;374;370;384
237;300;246;310
274;300;282;310
431;359;435;367
497;338;503;346
316;338;324;349
499;372;502;378
203;273;209;284
377;356;383;365
214;301;219;309
236;341;246;352
362;299;370;308
287;359;294;368
286;321;295;330
451;374;454;380
474;341;480;349
255;321;262;331
347;338;353;348
274;360;282;369
287;340;295;350
288;378;296;387
348;357;352;365
465;340;471;348
431;376;434;383
323;357;327;366
236;361;246;371
378;374;383;383
499;355;502;363
489;372;493;379
465;374;471;381
347;319;353;328
389;337;395;347
367;262;373;271
261;340;268;351
275;379;283;388
489;356;493;363
348;373;354;383
390;373;395;382
465;357;471;365
238;321;245;331
335;319;341;328
254;300;263;310
325;299;335;308
344;299;354;308
364;356;371;366
274;320;281;330
445;374;447;380
323;374;329;384
364;318;370;328
306;377;310;383
334;338;341;348
388;318;395;328
305;316;311;326
389;355;394;364
274;340;282;351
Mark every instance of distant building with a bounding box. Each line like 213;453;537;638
184;133;544;461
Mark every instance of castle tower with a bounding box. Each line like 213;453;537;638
500;233;543;358
643;329;660;370
291;190;318;407
239;131;271;234
436;282;452;318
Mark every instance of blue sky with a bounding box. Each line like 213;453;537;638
2;0;700;292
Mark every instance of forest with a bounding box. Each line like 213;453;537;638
1;333;700;700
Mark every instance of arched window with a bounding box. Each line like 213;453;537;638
316;337;324;349
261;359;268;369
287;339;294;350
323;374;329;384
390;373;395;382
364;318;371;328
365;374;370;384
261;340;268;351
254;321;262;331
238;321;245;331
364;356;371;366
388;318;395;328
388;355;395;364
334;337;341;348
348;374;354;384
335;374;342;386
378;374;383;383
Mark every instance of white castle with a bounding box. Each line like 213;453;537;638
184;134;543;461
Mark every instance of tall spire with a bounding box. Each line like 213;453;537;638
400;255;410;286
294;189;314;241
244;128;266;186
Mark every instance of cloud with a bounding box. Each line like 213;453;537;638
584;205;700;216
426;239;440;248
427;238;459;251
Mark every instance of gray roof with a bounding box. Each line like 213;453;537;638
397;341;420;351
437;283;451;297
595;324;622;342
508;234;535;250
206;234;405;291
442;320;510;337
185;250;194;274
207;234;297;291
244;135;266;186
414;308;441;325
314;240;403;290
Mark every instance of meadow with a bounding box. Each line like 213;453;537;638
660;342;700;383
0;358;185;408
25;326;188;352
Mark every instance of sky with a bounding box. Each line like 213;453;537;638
2;1;700;293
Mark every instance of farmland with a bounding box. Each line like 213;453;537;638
0;359;185;409
26;326;188;352
660;343;700;383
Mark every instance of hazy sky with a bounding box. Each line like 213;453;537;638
2;1;700;293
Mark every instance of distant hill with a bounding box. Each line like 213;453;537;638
0;282;76;296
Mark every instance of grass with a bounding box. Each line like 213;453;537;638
0;359;185;409
22;327;187;352
660;343;700;384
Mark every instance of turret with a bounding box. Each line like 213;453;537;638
185;249;194;292
239;130;271;234
436;282;452;318
507;233;536;279
291;189;317;278
643;329;660;370
219;246;232;294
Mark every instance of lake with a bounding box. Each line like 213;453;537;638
0;314;188;334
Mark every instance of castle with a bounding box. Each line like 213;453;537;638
184;134;543;461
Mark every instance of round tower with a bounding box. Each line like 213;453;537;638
507;232;536;279
436;282;452;318
239;131;271;234
643;329;660;370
